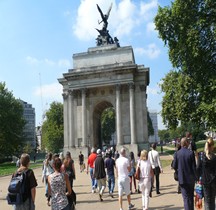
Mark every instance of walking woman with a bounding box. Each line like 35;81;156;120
47;157;71;210
42;153;54;197
138;150;154;210
197;137;216;210
14;153;37;210
62;151;76;188
128;151;137;193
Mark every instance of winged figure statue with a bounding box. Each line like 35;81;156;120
96;3;112;32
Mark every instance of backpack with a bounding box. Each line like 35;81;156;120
67;189;76;210
6;170;28;205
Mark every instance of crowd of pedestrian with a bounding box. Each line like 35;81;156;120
8;134;216;210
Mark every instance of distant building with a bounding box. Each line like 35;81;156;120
20;100;36;148
148;110;160;143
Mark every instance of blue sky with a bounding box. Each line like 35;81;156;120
0;0;172;129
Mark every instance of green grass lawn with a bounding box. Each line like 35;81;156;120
161;159;172;168
0;161;43;176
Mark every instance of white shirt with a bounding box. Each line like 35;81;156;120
148;149;162;170
116;155;130;179
139;159;152;179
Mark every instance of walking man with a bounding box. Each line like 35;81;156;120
116;148;134;210
86;148;97;193
148;143;163;194
94;149;106;201
79;151;84;172
173;137;197;210
105;151;115;197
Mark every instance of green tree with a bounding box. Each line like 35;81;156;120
101;107;115;145
155;0;216;129
0;82;25;157
42;102;63;153
158;129;170;142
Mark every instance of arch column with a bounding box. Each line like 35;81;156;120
62;92;69;149
129;83;136;144
116;84;123;145
140;85;148;141
82;88;87;147
68;90;75;147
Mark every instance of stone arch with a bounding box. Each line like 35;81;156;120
93;100;114;148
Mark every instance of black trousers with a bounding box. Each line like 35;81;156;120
180;183;195;210
153;167;160;193
203;181;216;210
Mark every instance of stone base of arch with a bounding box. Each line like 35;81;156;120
116;143;150;157
63;146;90;160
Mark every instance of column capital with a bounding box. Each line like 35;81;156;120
115;84;121;91
81;88;87;92
140;85;146;92
68;89;74;96
128;82;135;90
62;92;68;100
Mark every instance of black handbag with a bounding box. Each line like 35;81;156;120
174;170;178;181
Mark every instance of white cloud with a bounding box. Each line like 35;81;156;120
26;56;70;68
44;58;55;66
73;0;103;41
58;59;71;68
34;83;62;100
140;0;158;20
73;0;158;41
26;56;39;64
147;86;159;95
112;0;136;37
64;10;71;17
134;43;161;59
146;22;156;34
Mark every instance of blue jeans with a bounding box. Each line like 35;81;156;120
90;168;97;190
107;174;115;193
62;203;70;210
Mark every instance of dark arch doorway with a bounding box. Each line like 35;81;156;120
93;101;115;149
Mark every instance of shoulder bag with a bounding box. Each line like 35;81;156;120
135;161;141;180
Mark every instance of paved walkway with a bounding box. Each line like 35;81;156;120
0;155;186;210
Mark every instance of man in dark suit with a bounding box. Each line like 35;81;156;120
173;137;197;210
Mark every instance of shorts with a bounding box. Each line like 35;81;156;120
118;177;130;196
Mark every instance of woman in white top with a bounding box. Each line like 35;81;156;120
137;150;154;210
42;153;54;197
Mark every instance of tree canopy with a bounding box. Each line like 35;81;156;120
0;82;25;157
101;107;115;145
42;102;64;153
155;0;216;129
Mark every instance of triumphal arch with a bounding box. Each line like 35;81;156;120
58;4;150;158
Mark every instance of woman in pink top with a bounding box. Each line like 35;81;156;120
137;150;154;210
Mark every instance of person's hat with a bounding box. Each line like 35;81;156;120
97;149;102;154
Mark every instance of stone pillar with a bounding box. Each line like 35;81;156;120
116;84;123;145
140;85;148;141
62;92;69;149
82;88;87;147
68;90;75;147
129;83;136;144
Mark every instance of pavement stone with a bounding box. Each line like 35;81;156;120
0;155;186;210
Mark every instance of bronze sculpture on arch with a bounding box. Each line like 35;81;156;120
95;3;120;47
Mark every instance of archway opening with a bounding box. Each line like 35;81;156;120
93;101;116;149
